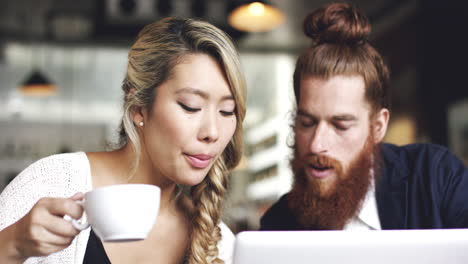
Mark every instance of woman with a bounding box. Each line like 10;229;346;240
0;17;246;264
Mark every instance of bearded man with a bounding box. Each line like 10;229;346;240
260;2;468;231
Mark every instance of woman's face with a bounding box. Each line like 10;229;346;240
137;53;237;186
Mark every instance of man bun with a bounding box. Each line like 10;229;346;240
303;2;370;45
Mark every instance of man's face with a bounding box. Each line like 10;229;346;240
289;74;389;229
294;75;373;197
289;74;390;229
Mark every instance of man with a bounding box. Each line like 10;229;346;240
260;2;468;231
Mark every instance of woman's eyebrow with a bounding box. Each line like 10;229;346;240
176;87;234;101
221;95;235;101
175;87;208;99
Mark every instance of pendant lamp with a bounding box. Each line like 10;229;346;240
19;69;57;96
228;1;285;32
19;11;58;97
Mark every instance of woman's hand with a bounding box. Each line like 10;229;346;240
0;193;84;263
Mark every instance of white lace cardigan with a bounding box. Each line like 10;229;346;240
0;152;235;264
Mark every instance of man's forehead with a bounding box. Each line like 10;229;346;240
297;108;360;121
298;75;370;117
300;75;366;94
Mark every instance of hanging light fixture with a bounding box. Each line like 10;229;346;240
18;42;57;96
19;69;57;96
18;7;58;97
228;1;285;32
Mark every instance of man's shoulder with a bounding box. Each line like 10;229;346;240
380;142;466;185
263;194;290;216
381;142;455;168
382;142;449;157
260;193;299;230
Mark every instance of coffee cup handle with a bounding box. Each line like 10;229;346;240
64;200;90;231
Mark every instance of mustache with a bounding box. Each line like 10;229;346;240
299;154;342;171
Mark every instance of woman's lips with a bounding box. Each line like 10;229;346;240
184;154;213;169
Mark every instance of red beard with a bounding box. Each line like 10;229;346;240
288;134;377;230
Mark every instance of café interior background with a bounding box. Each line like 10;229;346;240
0;0;467;232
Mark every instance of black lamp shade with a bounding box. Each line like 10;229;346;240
19;70;57;96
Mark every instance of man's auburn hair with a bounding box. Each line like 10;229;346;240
293;2;390;114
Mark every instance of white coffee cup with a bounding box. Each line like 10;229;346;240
67;184;160;242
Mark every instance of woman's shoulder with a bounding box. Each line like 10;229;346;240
2;152;92;198
0;152;92;232
25;152;89;184
218;221;235;264
18;152;89;175
219;221;235;241
34;151;89;168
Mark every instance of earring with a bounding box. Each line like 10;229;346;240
139;122;144;127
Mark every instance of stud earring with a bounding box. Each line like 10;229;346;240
139;122;144;127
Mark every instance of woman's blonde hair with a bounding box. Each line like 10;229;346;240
118;17;246;263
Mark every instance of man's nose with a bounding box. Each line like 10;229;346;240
308;123;328;154
198;111;219;143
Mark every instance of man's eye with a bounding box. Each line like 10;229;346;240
298;119;315;128
335;124;350;131
300;122;313;127
178;102;200;112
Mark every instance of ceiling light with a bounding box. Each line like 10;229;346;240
228;1;285;32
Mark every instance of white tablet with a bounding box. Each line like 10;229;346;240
233;229;468;264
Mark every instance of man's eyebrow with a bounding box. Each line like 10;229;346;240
297;109;357;121
332;115;357;121
297;109;314;118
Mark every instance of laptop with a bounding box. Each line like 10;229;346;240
233;229;468;264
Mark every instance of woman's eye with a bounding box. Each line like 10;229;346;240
220;110;235;116
178;102;200;112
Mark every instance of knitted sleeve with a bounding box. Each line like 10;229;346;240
0;152;92;264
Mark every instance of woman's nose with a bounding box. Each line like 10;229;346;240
198;111;219;143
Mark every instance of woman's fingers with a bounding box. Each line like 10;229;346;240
45;196;84;220
20;228;75;257
69;192;84;201
27;223;74;247
13;215;68;257
13;195;85;258
43;214;81;238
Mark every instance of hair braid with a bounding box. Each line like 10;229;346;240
188;159;228;264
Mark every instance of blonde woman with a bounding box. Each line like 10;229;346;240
0;17;246;264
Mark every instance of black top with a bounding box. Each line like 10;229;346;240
83;229;111;264
82;229;189;264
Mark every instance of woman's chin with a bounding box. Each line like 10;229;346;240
178;175;207;187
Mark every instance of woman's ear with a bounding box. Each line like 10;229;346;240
131;105;147;127
372;108;390;144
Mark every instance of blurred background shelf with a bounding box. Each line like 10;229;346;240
1;0;467;232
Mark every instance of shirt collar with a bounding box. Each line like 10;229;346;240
357;179;381;230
